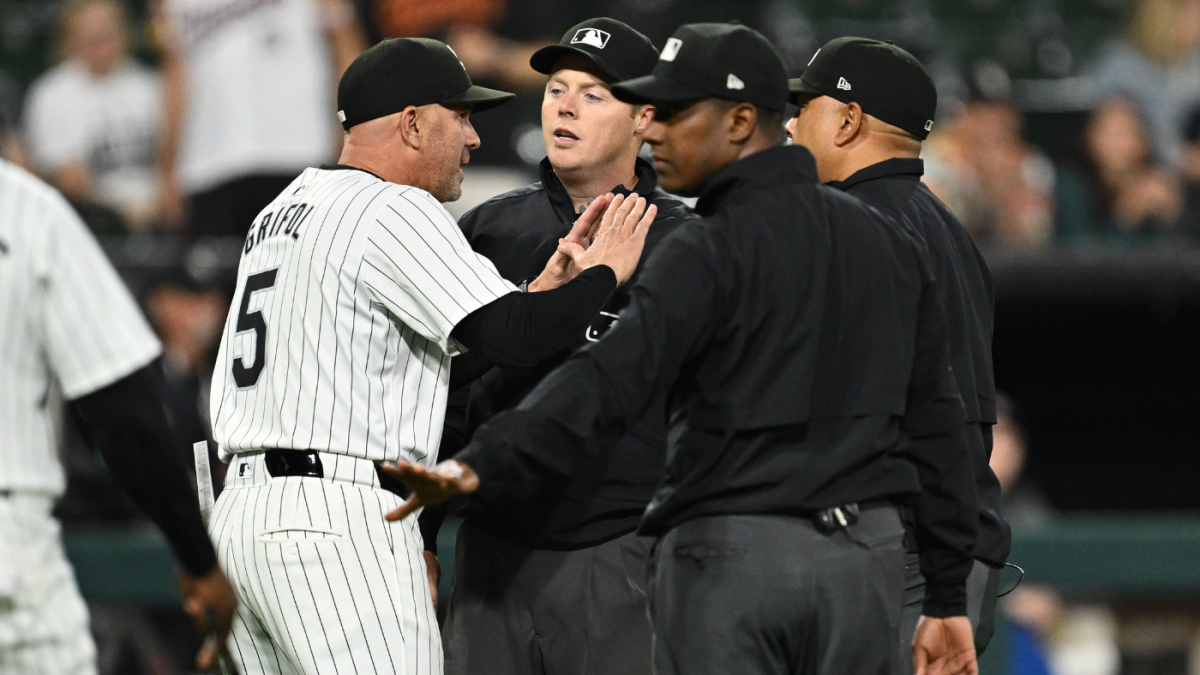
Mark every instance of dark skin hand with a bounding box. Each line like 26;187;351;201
177;566;239;670
913;615;978;675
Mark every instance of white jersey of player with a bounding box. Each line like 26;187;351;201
210;166;515;467
0;158;161;495
0;159;161;675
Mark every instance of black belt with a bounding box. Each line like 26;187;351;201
263;450;409;499
808;500;894;533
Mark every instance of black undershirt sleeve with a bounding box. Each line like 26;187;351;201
70;363;219;577
449;265;616;370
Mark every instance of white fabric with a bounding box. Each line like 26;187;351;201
0;159;162;494
24;60;162;222
0;494;98;675
212;452;440;674
164;0;337;193
210;167;515;465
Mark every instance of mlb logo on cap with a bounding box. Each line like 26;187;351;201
571;28;610;49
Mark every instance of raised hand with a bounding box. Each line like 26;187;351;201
380;460;480;522
558;193;656;286
913;615;978;675
528;194;613;292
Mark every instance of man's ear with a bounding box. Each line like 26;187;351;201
633;104;655;136
397;106;422;150
728;102;758;144
833;101;865;148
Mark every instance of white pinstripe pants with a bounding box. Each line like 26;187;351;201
211;453;441;675
0;494;97;675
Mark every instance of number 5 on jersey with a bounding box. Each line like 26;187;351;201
232;269;278;388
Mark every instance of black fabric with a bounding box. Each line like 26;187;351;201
337;38;513;130
188;173;298;238
69;363;218;577
441;156;693;550
647;511;906;675
828;157;1010;567
612;23;789;111
457;145;977;616
790;37;938;139
441;523;654;675
529;17;660;82
449;265;617;368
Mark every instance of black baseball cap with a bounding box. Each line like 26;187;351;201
530;17;659;82
790;37;937;139
611;23;789;112
337;38;515;131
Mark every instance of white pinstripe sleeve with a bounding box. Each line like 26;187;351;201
361;189;517;352
42;192;162;399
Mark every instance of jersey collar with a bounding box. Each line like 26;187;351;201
827;157;924;191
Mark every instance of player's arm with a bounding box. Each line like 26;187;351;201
382;223;725;519
151;0;186;228
902;255;980;675
318;0;367;77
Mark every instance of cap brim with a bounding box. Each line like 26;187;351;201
611;74;708;105
787;77;823;103
530;45;622;81
442;85;515;113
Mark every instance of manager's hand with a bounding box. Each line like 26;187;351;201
560;193;656;286
177;566;238;671
528;193;613;291
380;460;479;522
913;615;978;675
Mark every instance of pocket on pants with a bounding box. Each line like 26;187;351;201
256;526;344;542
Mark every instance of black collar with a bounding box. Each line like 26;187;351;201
694;145;819;216
541;156;660;224
320;163;386;182
826;157;924;191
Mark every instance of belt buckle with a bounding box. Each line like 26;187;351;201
814;503;859;532
264;450;324;479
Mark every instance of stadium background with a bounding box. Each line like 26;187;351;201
2;0;1200;673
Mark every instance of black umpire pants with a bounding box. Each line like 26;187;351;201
442;521;654;675
648;507;907;675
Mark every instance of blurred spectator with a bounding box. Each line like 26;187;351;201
922;63;1056;250
24;0;162;231
153;0;365;236
1057;98;1185;244
0;70;28;167
1089;0;1200;168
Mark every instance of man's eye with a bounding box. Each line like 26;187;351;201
586;93;601;102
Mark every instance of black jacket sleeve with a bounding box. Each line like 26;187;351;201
902;264;979;617
456;228;721;490
69;363;219;577
450;266;616;370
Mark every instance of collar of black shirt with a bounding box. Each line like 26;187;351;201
540;155;661;222
694;145;819;216
826;157;924;191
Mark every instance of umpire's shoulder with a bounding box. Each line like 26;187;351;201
457;182;546;237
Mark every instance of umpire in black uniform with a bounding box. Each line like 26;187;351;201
786;38;1010;670
386;23;980;675
424;18;694;675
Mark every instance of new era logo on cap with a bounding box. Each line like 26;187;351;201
571;28;610;49
837;77;851;91
661;38;683;62
727;73;745;90
925;120;934;131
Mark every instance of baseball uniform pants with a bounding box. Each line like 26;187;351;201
899;554;1001;674
441;521;654;675
648;508;907;675
0;493;97;675
210;452;440;675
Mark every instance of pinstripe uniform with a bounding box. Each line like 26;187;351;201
209;165;515;675
0;159;162;674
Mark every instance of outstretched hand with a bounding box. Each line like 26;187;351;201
177;566;238;671
528;194;613;292
380;460;480;522
913;615;978;675
559;193;656;286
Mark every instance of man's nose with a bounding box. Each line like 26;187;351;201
785;116;798;137
643;120;664;145
558;92;578;118
465;119;481;150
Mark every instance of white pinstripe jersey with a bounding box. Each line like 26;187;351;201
210;166;516;466
0;159;162;494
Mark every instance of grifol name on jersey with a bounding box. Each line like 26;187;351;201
243;201;314;256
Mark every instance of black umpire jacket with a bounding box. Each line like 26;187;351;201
828;158;1011;568
439;156;694;550
457;146;980;617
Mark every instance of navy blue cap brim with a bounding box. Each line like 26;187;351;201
441;85;515;112
612;74;709;105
